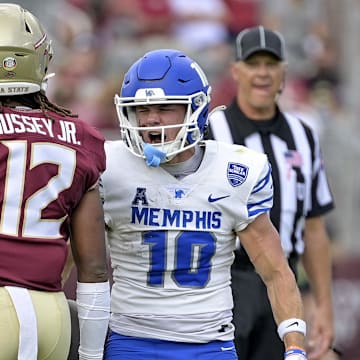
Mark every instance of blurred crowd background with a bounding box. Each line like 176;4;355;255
5;0;360;358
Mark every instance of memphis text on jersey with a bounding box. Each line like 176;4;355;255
131;187;222;230
0;113;81;145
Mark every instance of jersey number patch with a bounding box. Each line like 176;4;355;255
0;141;76;238
143;230;216;288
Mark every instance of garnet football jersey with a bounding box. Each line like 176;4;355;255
0;107;105;291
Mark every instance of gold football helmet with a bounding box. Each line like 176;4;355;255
0;3;53;95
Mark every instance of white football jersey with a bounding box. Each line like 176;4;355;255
101;140;273;342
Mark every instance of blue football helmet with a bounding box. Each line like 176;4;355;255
114;49;211;164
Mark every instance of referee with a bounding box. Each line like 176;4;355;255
207;26;336;360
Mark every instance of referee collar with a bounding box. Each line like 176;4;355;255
225;99;289;139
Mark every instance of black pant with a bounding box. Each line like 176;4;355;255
231;267;284;360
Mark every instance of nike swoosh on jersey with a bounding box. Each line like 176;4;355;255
221;346;235;351
208;194;230;202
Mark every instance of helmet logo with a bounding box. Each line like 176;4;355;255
134;88;166;98
3;57;17;71
145;89;155;96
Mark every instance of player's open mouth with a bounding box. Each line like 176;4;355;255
148;132;164;143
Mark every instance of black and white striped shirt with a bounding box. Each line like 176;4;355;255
208;100;334;268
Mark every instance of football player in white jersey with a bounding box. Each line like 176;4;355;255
101;49;308;360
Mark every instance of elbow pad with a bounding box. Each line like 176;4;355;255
76;281;110;360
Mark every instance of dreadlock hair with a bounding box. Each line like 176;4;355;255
0;92;78;118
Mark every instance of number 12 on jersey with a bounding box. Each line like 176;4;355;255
1;141;76;238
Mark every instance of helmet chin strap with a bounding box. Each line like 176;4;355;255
143;143;167;167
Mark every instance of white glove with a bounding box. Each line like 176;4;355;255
284;348;307;360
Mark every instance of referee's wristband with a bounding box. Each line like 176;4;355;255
277;318;306;341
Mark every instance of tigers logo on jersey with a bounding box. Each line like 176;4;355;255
227;162;248;187
175;189;185;199
165;186;192;204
